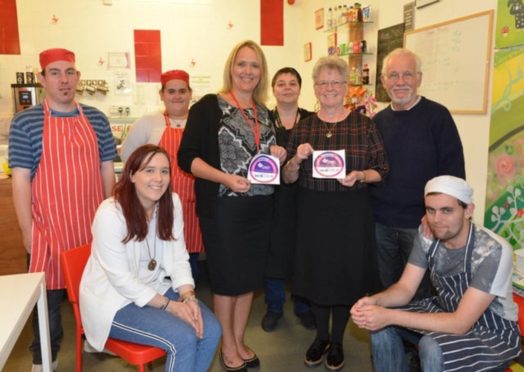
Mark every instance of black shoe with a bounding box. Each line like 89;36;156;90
325;342;344;371
243;353;260;368
261;311;283;332
295;310;316;330
219;351;248;372
304;338;330;366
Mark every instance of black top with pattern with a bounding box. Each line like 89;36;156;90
217;96;276;197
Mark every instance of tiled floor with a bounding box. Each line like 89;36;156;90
4;266;373;371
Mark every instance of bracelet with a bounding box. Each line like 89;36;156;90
285;158;300;171
161;298;170;311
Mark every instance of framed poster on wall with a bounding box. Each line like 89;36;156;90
315;8;324;30
304;42;312;62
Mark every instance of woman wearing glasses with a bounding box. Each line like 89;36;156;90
283;56;389;371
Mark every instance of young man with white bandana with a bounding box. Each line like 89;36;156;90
351;175;521;372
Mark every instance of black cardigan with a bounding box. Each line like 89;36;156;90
178;94;223;218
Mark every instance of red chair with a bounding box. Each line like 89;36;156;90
61;244;166;372
506;293;524;371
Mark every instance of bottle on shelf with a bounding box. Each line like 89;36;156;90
338;5;347;26
350;66;357;85
327;7;333;28
338;5;344;25
362;64;370;85
360;40;367;53
352;40;361;54
354;2;363;22
347;5;355;22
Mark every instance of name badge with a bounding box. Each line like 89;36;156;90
312;150;346;179
247;154;280;185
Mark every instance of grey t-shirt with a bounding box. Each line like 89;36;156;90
409;224;518;321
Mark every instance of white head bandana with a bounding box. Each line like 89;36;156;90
424;176;473;204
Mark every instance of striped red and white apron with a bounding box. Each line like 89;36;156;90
158;114;203;254
30;100;104;289
402;224;521;371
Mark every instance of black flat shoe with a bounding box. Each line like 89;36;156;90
261;311;283;332
304;337;330;367
325;342;344;371
295;309;316;330
219;351;248;372
243;353;260;368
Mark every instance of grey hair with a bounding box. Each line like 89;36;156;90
381;48;422;75
312;57;349;83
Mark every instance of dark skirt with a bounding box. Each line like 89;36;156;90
199;195;273;295
266;183;297;279
292;188;379;306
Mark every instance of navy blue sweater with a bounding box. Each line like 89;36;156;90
370;97;465;228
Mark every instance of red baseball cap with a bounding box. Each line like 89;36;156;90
161;70;190;86
39;48;75;71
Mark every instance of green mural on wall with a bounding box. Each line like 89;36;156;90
484;47;524;250
495;0;524;48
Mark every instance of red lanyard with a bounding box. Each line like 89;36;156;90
230;92;260;151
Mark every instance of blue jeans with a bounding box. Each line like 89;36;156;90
375;223;432;299
375;223;418;289
109;288;221;372
31;289;66;364
264;278;310;314
371;326;443;372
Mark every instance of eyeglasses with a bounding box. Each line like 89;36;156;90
315;80;347;89
384;71;419;82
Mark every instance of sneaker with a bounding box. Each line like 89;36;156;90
295;309;316;330
325;342;344;371
304;337;330;366
84;340;116;356
261;311;283;332
31;360;58;372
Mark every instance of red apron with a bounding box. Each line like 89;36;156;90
158;114;203;254
30;100;104;289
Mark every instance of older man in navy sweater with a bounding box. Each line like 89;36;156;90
370;48;465;295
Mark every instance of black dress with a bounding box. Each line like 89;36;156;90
286;112;389;305
183;95;277;295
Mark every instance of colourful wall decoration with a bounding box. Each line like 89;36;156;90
484;47;524;250
495;0;524;49
134;30;162;83
0;0;21;54
260;0;283;46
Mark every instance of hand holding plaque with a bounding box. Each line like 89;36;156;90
312;150;346;179
247;154;280;185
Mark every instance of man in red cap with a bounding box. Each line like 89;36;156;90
8;48;116;371
121;69;204;281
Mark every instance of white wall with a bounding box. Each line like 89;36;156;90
0;0;497;222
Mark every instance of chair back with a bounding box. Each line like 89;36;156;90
61;244;91;331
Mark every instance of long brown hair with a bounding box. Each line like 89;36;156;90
114;144;175;243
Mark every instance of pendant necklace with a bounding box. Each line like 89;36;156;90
145;234;157;271
321;120;339;138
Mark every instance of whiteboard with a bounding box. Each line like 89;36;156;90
404;10;494;114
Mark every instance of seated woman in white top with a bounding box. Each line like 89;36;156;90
79;144;221;372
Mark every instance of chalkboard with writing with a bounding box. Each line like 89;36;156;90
404;10;494;114
375;23;405;102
